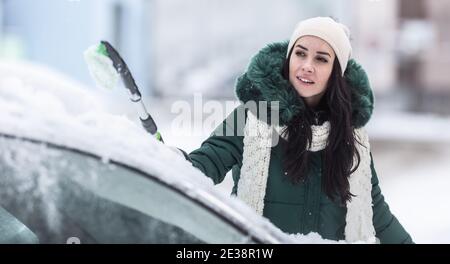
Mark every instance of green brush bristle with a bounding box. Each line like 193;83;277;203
96;43;108;57
155;132;162;141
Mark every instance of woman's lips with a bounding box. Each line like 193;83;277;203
297;76;315;85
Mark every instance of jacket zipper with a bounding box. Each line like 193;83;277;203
301;179;309;234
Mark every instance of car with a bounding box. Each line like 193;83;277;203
0;60;305;244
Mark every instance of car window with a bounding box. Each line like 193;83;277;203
0;135;254;244
0;206;38;244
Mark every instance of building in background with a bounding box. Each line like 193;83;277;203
353;0;450;114
404;0;450;114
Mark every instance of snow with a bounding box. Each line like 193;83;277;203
367;138;450;244
382;162;450;243
365;110;450;243
367;110;450;143
83;44;120;91
0;60;105;115
288;232;345;244
0;138;64;233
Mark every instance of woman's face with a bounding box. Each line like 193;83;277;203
289;36;336;108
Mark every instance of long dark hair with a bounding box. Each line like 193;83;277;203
281;47;360;205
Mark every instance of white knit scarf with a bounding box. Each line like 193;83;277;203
237;111;376;243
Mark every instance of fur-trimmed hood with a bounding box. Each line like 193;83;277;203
235;41;374;127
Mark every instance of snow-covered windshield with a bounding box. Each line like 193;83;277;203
0;136;255;243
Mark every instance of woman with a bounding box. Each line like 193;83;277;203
183;17;413;243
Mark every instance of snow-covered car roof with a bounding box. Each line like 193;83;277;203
0;60;337;244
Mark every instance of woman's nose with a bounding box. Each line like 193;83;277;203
302;61;314;73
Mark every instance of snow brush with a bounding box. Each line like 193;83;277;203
84;40;163;143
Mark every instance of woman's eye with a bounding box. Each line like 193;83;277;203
295;51;306;57
316;57;328;63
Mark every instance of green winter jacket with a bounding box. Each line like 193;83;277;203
187;42;413;244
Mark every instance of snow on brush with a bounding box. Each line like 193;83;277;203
0;60;344;244
83;45;120;90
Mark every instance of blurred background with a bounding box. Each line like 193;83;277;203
1;0;449;243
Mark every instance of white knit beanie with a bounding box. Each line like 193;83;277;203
287;17;352;75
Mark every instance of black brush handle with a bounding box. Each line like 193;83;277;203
100;40;164;143
101;40;141;98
